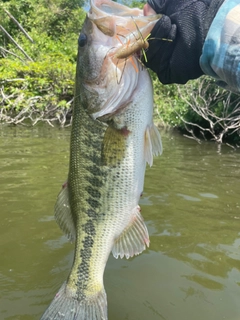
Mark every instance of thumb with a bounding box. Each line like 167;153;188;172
145;15;176;63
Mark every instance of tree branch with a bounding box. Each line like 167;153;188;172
0;24;33;61
3;9;34;43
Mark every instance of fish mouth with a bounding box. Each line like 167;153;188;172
90;0;143;16
88;0;161;53
80;0;161;119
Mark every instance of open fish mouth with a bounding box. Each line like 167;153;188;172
77;0;161;119
88;0;161;61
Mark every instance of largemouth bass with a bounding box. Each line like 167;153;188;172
40;1;162;319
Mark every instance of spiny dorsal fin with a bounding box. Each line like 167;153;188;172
112;206;149;259
54;182;76;242
144;123;162;166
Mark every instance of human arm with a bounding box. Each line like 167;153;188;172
200;0;240;93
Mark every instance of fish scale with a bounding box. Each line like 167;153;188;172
40;1;162;319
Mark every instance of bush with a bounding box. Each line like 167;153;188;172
153;74;240;146
0;56;75;125
0;0;86;125
151;71;188;127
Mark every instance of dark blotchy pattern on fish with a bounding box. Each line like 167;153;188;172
83;219;97;235
67;91;109;300
86;186;101;199
85;164;104;177
86;197;101;209
85;176;104;188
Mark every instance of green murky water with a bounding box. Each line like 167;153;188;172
0;125;239;320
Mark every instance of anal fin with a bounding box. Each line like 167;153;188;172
112;206;149;259
144;123;163;166
54;181;76;242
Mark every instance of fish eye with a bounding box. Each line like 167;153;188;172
78;33;87;47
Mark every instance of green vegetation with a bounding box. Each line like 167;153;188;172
152;73;240;146
0;0;85;125
1;0;240;146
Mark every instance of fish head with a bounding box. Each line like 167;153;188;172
76;14;118;114
76;16;108;84
76;0;161;118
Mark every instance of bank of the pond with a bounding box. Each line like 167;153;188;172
1;72;240;148
1;53;240;146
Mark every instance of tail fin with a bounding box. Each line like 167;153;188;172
40;282;107;320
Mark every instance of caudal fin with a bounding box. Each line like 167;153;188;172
40;282;107;320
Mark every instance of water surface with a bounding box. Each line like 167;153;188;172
0;125;239;320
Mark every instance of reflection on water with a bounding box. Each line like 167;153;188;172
0;125;239;320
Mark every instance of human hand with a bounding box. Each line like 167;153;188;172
143;0;212;84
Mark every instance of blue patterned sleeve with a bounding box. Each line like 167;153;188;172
200;0;240;93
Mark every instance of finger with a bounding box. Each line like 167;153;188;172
144;16;176;62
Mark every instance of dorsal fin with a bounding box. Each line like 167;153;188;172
144;123;162;166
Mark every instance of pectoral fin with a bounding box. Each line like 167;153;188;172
54;181;76;241
102;125;127;166
112;206;149;259
144;123;162;166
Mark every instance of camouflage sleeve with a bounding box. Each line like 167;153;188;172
200;0;240;93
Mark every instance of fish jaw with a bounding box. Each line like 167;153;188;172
78;4;160;119
90;0;143;17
